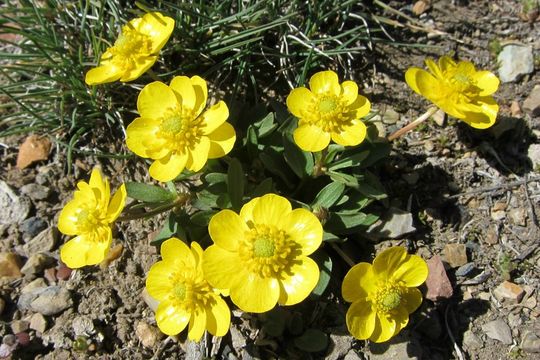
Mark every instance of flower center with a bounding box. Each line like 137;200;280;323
169;267;214;312
374;282;403;313
114;26;151;57
158;108;202;152
301;94;350;133
239;224;300;278
76;207;105;233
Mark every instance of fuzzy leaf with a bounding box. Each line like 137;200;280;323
294;329;328;352
126;182;175;203
227;158;245;211
312;182;345;208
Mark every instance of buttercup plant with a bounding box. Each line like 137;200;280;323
58;168;126;268
85;12;175;85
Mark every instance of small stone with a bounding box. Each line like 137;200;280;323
141;288;159;312
443;243;468;268
424;140;435;152
484;227;499;245
230;326;246;350
15;332;30;347
344;350;362;360
382;107;400;124
20;183;52;201
523;86;540;117
22;228;58;256
44;267;56;283
20;217;48;238
0;180;32;225
482;319;513;345
327;332;353;360
462;329;483;350
528;144;540;170
11;320;29;334
521;330;540;353
477;292;491;301
2;334;17;346
367;208;415;239
493;281;525;304
136;321;163;348
0;252;22;280
20;253;55;277
510;101;522;117
432;108;446;126
21;278;47;294
17;285;72;316
491;209;506;221
497;45;534;83
455;262;476;277
508;208;527;226
370;332;422;359
29;313;47;333
0;343;14;358
425;255;453;301
56;264;71;281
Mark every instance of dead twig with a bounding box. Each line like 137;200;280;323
446;177;540;199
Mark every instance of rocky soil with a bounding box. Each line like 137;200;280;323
1;0;540;359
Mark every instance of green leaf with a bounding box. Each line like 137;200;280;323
260;307;287;337
259;151;295;188
358;171;387;200
205;172;227;184
190;210;218;227
150;213;184;246
283;134;314;178
328;150;370;171
326;212;379;234
294;329;328;353
328;171;361;188
254;112;277;138
227;158;244;211
322;231;343;242
250;178;273;197
359;141;391;168
311;250;332;297
312;182;345;208
126;182;175;203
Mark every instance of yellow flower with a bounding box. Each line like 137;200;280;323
286;70;371;152
405;56;500;129
146;238;231;340
58;168;126;268
85;12;175;85
342;246;428;343
203;194;323;313
126;76;236;182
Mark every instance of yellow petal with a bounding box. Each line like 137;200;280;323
60;232;111;268
88;168;104;190
425;58;444;79
207;122;236;159
405;67;424;96
284;209;322;256
401;287;423;314
106;184;126;222
346;299;377;340
155;300;190;336
370;313;397;343
126;117;167;159
203;245;245;290
372;246;408;281
120;55;158;82
474;71;500;96
137;81;177;119
309;70;340;96
331;120;367;147
438;55;457;73
58;200;83;235
146;260;175;301
340;81;358;106
149;152;188;182
138;12;175;53
200;101;229;135
460;97;498;129
160;237;193;263
278;257;319;306
188;310;207;341
293;124;331;152
190;241;204;268
391;306;410;338
230;273;279;313
206;296;231;337
286;87;314;118
391;254;428;287
342;262;377;303
252;194;292;227
239;197;259;224
169;76;197;111
347;95;371;119
414;69;443;103
186;136;210;172
85;63;123;85
208;210;247;251
190;75;208;116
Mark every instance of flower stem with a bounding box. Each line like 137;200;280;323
387;106;439;141
329;243;355;267
117;194;190;222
